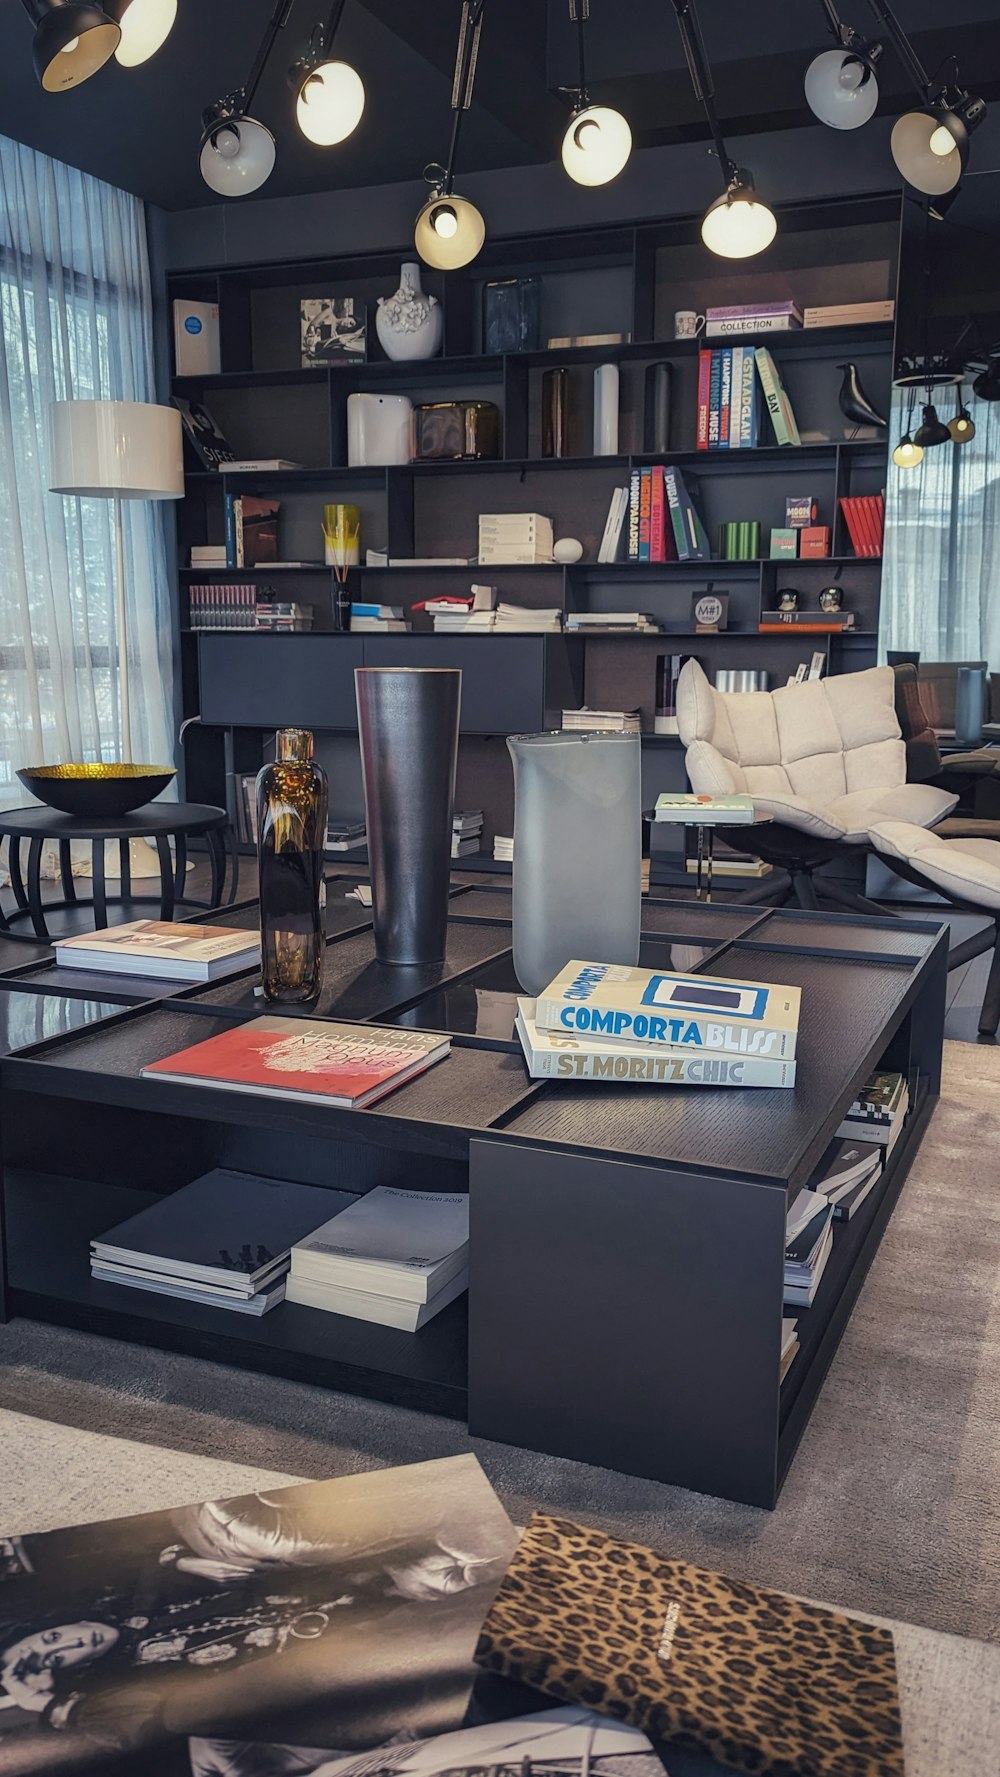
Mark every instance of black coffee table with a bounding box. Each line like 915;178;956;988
0;803;236;942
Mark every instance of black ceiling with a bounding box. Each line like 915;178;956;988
1;0;999;212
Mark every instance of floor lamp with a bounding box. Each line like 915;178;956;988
48;400;184;877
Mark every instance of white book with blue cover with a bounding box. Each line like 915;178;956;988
535;961;800;1059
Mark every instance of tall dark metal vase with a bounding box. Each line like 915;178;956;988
355;667;461;965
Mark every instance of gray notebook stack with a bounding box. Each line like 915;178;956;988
285;1185;470;1331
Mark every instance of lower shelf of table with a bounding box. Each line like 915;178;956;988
3;1170;468;1419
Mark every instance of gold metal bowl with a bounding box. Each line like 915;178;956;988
17;763;176;818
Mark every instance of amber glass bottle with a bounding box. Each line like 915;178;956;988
256;728;329;1003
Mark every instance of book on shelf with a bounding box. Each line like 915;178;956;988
366;551;470;567
781;1315;800;1380
515;1000;796;1086
190;583;258;631
546;330;629;347
350;616;412;632
564;614;659;633
803;300;894;327
809;1134;882;1202
221;458;303;472
562;706;642;731
452;834;481;857
172;394;234;469
53;919;259;981
534;960;800;1058
493;834;514;860
705;313;803;337
754;347;801;446
290;1185;469;1302
784;1188;835;1306
627;468;641;560
434;612;496;632
849;1070;907;1119
494;601;561;631
662;465;709;560
840;493;884;558
759;615;855;635
326;824;366;853
684;855;772;879
830;1167;882;1220
190;544;228;563
224;494;280;568
237;772;260;845
351;602;404;619
285;1269;467;1329
90;1169;350;1316
453;808;484;834
653;792;755;823
597;485;629;562
698;347;763;449
142;1016;450;1109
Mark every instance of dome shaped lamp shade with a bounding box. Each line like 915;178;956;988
294;57;366;146
199;109;276;196
28;1;121;91
414;187;486;271
890;93;985;196
804;47;879;129
561;102;632;185
701;171;777;259
912;402;952;448
109;0;177;66
892;433;923;468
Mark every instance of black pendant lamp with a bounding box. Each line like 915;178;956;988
912;401;951;447
22;0;120;91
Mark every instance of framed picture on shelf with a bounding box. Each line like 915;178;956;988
692;590;729;633
300;297;367;368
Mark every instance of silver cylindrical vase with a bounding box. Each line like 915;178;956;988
355;667;461;965
507;730;642;995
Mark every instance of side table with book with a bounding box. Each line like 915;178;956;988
647;793;773;899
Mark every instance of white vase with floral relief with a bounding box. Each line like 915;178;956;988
376;262;443;362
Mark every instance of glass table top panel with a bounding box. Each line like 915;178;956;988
0;990;121;1056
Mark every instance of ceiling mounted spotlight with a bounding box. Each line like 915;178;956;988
21;0;120;92
865;1;986;196
108;0;176;66
669;0;776;260
912;401;951;447
560;2;632;186
199;0;294;196
804;2;881;130
290;0;365;147
414;1;487;270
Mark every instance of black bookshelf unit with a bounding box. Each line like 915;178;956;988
169;193;900;854
0;894;947;1507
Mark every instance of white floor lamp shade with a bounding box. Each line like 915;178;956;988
49;400;183;763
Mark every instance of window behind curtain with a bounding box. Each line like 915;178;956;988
0;135;175;798
880;382;1000;666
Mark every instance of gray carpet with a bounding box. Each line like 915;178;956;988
2;1039;999;1646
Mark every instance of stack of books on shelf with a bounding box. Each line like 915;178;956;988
285;1186;469;1330
422;586;497;632
350;602;411;633
478;512;553;565
515;960;800;1087
142;1016;451;1110
562;707;642;733
255;600;313;632
189;584;257;631
624;465;709;563
803;299;894;328
224;493;280;567
759;608;856;635
564;612;660;634
89;1170;347;1317
781;1315;799;1380
597;485;629;561
835;1069;909;1157
53;920;259;982
453;808;483;857
494;601;562;632
685;837;772;881
493;833;514;862
704;300;802;338
784;1187;834;1308
190;543;228;570
807;1132;883;1221
326;817;366;853
653;792;755;823
697;344;799;449
236;772;259;845
839;493;884;557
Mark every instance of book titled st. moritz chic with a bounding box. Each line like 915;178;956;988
474;1514;904;1777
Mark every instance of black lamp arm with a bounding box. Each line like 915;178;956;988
440;0;487;196
864;0;933;102
568;0;590;102
242;0;297;114
818;0;881;64
669;0;736;187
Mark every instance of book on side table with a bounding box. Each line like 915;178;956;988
54;920;260;981
286;1185;469;1329
142;1017;450;1109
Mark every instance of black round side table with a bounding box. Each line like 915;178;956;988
0;803;238;943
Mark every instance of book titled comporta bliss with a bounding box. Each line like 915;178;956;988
534;961;800;1059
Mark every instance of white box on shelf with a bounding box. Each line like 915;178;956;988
347;393;413;467
173;300;221;376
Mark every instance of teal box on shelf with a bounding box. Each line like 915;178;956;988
770;528;798;559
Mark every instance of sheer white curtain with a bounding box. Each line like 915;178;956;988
880;382;1000;664
0;134;175;800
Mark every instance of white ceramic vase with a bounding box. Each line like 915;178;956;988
376;262;443;362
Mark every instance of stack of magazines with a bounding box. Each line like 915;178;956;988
90;1170;347;1315
286;1186;470;1330
784;1188;834;1307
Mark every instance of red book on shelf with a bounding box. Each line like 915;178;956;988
649;466;666;562
142;1015;450;1109
839;497;865;557
638;466;652;560
696;348;712;450
865;493;885;555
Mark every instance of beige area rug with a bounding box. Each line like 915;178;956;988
1;1041;999;1648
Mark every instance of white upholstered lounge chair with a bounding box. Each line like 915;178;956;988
676;659;958;911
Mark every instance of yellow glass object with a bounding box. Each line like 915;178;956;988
323;503;361;571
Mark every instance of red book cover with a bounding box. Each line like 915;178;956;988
143;1016;449;1109
867;493;885;554
696;348;712;450
858;497;877;557
649;466;666;562
638;466;652;560
839;498;863;557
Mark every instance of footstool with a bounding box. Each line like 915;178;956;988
869;817;1000;1035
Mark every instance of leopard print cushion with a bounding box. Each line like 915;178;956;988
475;1515;904;1777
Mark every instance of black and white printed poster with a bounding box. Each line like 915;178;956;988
0;1456;518;1775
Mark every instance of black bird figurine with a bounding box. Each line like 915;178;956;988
837;362;887;433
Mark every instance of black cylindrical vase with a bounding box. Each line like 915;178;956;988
542;368;570;458
643;361;672;453
355;667;461;965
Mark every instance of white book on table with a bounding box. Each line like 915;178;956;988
289;1185;469;1302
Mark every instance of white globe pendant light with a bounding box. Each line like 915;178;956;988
295;57;365;146
199;112;276;197
803;47;878;129
561;102;632;186
414;187;486;271
701;173;777;260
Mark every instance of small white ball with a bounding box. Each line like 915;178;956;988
553;537;584;564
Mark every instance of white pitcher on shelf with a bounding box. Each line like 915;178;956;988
375;262;444;362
